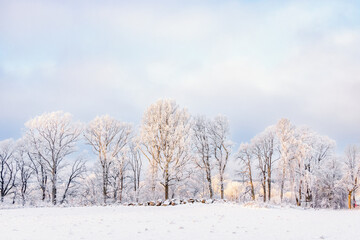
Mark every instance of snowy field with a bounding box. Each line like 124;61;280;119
0;203;358;240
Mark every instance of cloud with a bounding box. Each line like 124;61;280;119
0;0;359;150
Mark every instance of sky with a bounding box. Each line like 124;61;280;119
1;0;360;151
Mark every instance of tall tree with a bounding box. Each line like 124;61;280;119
14;139;34;206
208;115;232;200
252;126;277;202
276;118;295;202
128;144;142;203
25;111;81;205
343;145;360;209
140;99;191;200
0;139;17;202
237;143;256;201
192;116;214;199
84;115;132;204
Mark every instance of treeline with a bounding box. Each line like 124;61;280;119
0;99;359;209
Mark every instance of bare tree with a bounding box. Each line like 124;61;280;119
28;151;48;201
0;139;17;202
25;111;82;205
208;115;232;200
237;143;256;201
343;145;360;209
15;139;34;205
128;144;142;203
109;150;128;203
192;116;214;198
60;158;87;204
84;115;132;204
252;126;277;202
140;99;191;200
276;118;295;202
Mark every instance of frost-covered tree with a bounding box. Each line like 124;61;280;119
25;111;82;205
140;99;191;200
109;149;128;203
60;157;87;204
128;143;142;203
208;115;232;200
313;157;346;209
84;115;132;204
276;118;296;202
192;116;214;198
27;148;48;202
302;134;335;205
0;139;17;202
14;139;34;205
288;127;336;206
252;126;277;202
237;143;256;201
342;145;360;209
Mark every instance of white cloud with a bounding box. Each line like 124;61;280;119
0;0;359;149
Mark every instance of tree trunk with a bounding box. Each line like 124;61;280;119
280;166;285;202
119;175;124;203
249;178;255;201
353;191;356;208
165;183;169;200
296;180;302;206
262;181;266;202
52;171;57;205
41;186;46;201
248;162;255;201
267;174;271;201
206;159;213;199
208;178;213;199
102;166;107;204
220;173;224;199
262;171;267;202
348;191;352;209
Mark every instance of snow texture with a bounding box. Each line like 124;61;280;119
0;203;358;240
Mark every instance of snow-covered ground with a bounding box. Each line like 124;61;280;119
0;203;358;240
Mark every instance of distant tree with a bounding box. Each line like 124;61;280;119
252;126;276;202
84;115;132;204
314;157;346;209
276;118;296;202
0;139;17;202
208;115;232;200
192;116;214;199
28;149;48;202
140;99;191;200
60;157;87;204
237;143;256;201
14;139;34;205
128;144;142;203
25;111;82;205
343;145;360;209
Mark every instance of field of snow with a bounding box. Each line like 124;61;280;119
0;203;359;240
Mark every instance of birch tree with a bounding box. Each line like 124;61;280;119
84;115;132;204
140;99;191;200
